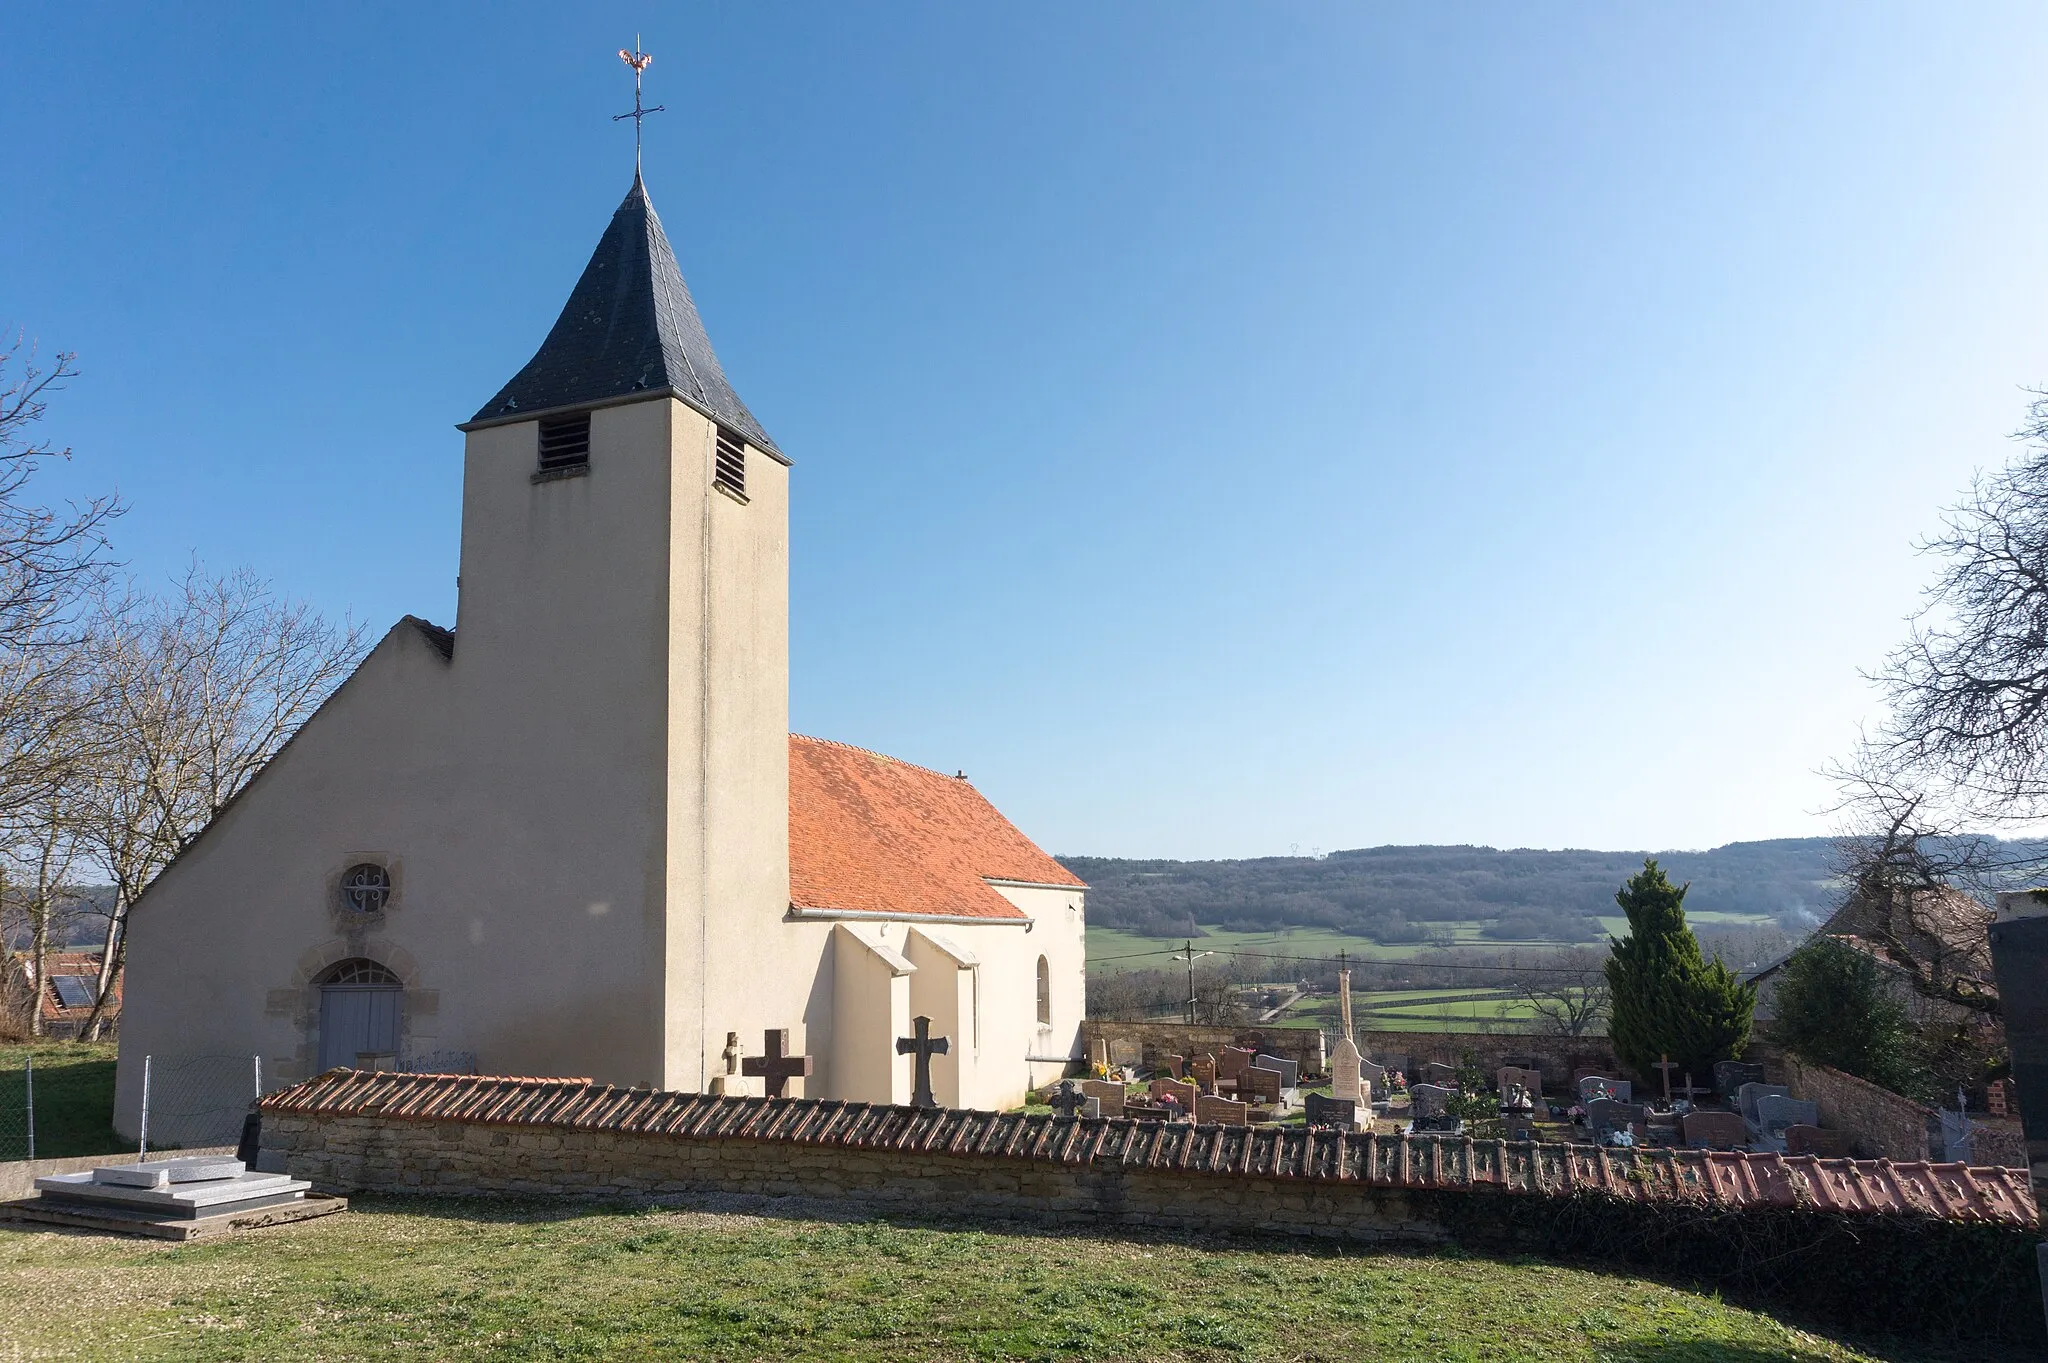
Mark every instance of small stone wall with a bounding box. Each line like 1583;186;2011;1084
264;1112;1448;1242
1780;1057;1932;1161
1078;1021;1615;1091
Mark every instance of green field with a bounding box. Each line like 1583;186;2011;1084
0;1040;124;1159
0;1194;1956;1361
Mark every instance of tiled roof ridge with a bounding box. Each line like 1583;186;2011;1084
791;733;961;784
259;1071;2037;1225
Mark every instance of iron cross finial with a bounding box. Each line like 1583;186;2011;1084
614;38;664;176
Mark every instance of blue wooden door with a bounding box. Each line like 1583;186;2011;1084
318;986;401;1070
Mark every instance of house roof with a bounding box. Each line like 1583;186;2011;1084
465;175;781;458
262;1070;2039;1226
789;735;1083;922
8;951;117;1020
1818;885;1994;983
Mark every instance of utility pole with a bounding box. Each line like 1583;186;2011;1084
1180;940;1214;1025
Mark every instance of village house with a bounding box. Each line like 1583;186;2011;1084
110;172;1085;1135
5;951;119;1039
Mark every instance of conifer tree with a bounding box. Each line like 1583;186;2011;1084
1604;860;1755;1081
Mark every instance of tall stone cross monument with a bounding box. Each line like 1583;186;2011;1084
1330;965;1366;1106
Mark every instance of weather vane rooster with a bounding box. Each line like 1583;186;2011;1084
614;39;663;176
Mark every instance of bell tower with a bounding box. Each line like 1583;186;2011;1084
451;173;790;1090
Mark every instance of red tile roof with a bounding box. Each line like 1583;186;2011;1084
789;735;1082;922
261;1070;2039;1226
7;951;117;1022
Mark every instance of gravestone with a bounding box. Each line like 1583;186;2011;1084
1124;1101;1174;1122
1047;1081;1096;1119
1753;1095;1819;1149
1189;1053;1218;1094
1304;1092;1357;1130
895;1015;951;1110
1254;1054;1300;1090
1498;1066;1544;1100
1681;1109;1748;1150
1410;1083;1455;1119
1150;1077;1197;1110
1714;1060;1767;1097
1331;1038;1365;1103
1785;1124;1851;1158
1078;1079;1126;1116
1218;1046;1258;1083
740;1029;813;1099
1090;1036;1111;1070
1737;1082;1791;1126
1380;1054;1411;1079
1109;1038;1143;1068
1420;1061;1458;1087
1196;1094;1249;1126
1239;1065;1284;1106
1359;1059;1389;1091
1411;1110;1464;1135
1578;1076;1631;1105
1587;1099;1647;1141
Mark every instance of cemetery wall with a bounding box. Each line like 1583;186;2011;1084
1077;1020;1615;1088
1780;1057;1932;1162
262;1111;1448;1242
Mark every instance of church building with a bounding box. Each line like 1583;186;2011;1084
112;173;1086;1133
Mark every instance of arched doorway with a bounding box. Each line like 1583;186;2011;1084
315;958;402;1071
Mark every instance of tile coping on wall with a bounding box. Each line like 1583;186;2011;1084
258;1070;2036;1226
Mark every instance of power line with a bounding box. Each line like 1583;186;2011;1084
1086;946;1609;975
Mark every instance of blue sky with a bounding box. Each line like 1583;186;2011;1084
6;5;2046;859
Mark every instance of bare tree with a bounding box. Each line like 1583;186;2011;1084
0;789;90;1036
75;565;367;1036
1513;947;1611;1037
0;337;121;823
1874;391;2048;822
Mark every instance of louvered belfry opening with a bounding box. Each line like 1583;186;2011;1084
538;412;591;472
714;424;746;497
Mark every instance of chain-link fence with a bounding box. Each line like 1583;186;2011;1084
0;1057;32;1161
137;1053;278;1154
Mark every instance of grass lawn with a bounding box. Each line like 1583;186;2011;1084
0;1040;124;1159
0;1194;1966;1362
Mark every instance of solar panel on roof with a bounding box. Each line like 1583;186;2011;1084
51;976;95;1009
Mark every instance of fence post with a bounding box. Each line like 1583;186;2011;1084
138;1054;151;1160
23;1056;32;1162
253;1054;262;1101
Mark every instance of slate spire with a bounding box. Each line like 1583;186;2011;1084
468;175;780;457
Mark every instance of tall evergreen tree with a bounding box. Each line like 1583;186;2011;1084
1605;860;1756;1081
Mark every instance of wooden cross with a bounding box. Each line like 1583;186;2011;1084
1047;1080;1089;1118
740;1028;812;1099
1674;1071;1708;1105
895;1014;951;1109
1653;1055;1679;1103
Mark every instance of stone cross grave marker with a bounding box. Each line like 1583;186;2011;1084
709;1031;743;1096
1785;1124;1850;1158
1239;1065;1283;1106
740;1029;813;1099
1736;1082;1790;1127
895;1015;951;1110
1047;1081;1097;1119
1078;1079;1126;1117
1150;1077;1197;1111
1587;1099;1646;1142
1338;967;1356;1041
1420;1061;1458;1087
1578;1075;1631;1105
1498;1066;1543;1101
1681;1109;1747;1150
1189;1053;1218;1094
1331;1038;1365;1103
1254;1054;1300;1090
1410;1083;1455;1119
1714;1060;1766;1097
1304;1092;1357;1130
1196;1093;1248;1126
1653;1056;1678;1103
1091;1036;1111;1070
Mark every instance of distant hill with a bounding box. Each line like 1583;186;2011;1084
1057;839;1845;944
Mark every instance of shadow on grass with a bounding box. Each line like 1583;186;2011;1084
333;1191;2002;1362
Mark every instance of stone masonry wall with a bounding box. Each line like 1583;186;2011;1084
1079;1020;1615;1091
263;1111;1451;1243
1780;1057;1933;1161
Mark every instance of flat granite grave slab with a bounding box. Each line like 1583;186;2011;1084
34;1169;308;1217
0;1192;347;1242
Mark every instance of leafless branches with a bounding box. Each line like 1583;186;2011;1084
1511;947;1611;1036
0;335;120;655
73;566;367;1036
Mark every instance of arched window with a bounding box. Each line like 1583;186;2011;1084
1036;955;1052;1026
315;958;401;987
